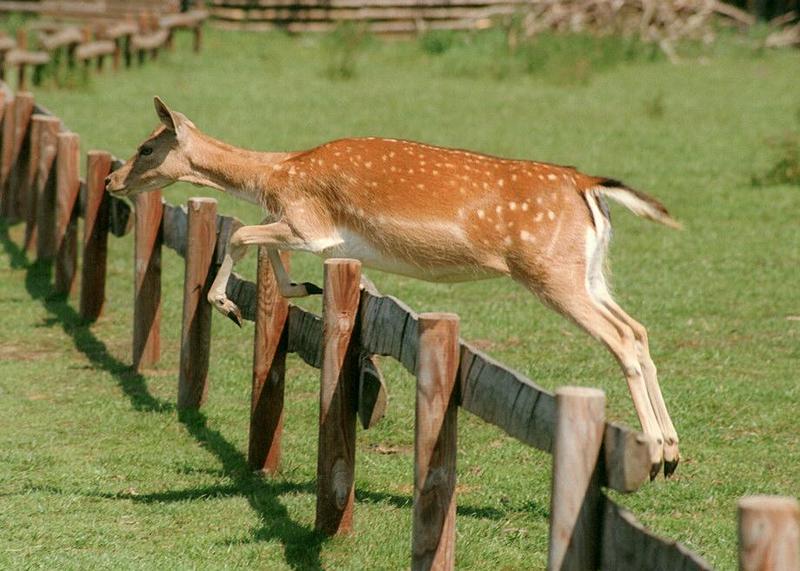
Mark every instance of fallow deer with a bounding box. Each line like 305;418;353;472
106;97;682;477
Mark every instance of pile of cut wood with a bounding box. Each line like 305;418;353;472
517;1;798;61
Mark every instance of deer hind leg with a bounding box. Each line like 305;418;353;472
530;276;666;478
509;247;664;475
207;221;321;326
594;290;680;475
582;194;679;476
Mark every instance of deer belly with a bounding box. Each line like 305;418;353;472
313;227;499;282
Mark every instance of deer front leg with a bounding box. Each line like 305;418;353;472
207;221;320;326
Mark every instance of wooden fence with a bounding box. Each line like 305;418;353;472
0;5;208;88
0;82;798;570
207;0;525;33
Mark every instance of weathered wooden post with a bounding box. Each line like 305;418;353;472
10;92;35;223
133;190;163;371
79;150;113;321
548;386;606;571
316;258;361;536
248;248;290;473
193;22;203;53
413;312;460;571
738;496;799;571
34;116;61;260
0;93;13;219
178;197;217;409
1;92;34;222
53;132;80;295
22;114;43;252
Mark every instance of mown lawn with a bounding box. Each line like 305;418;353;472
0;27;798;570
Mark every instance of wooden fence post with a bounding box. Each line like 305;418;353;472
133;190;163;371
22;114;43;252
413;312;460;571
53;132;80;296
34;116;61;260
248;248;290;473
316;258;361;536
0;92;13;219
548;386;606;571
194;24;203;53
739;496;799;571
178;197;216;409
7;92;34;223
79;150;112;321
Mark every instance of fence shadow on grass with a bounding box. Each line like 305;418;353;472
0;220;327;571
1;221;547;569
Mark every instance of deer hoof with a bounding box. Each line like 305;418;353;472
664;458;679;478
211;294;243;327
226;308;243;328
663;440;680;478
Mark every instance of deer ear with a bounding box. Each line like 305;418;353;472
154;96;177;131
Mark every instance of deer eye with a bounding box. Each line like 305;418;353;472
139;147;153;157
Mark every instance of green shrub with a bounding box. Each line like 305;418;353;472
323;22;371;80
422;28;662;84
752;132;800;187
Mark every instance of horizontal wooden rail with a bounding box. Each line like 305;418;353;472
602;496;713;570
38;27;83;51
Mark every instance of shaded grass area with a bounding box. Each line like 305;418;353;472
0;28;798;570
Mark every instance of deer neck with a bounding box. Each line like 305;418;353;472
180;131;295;205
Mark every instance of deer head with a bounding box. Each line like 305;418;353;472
105;97;196;197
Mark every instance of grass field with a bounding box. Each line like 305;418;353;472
0;27;798;570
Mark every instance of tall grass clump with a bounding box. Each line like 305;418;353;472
419;24;662;84
752;109;800;187
323;22;371;80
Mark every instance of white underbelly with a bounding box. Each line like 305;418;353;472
308;226;499;282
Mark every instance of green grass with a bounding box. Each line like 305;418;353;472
1;28;799;570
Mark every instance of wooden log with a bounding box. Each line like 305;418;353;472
413;312;459;571
739;496;799;571
601;495;714;571
133;190;163;371
22;114;43;252
53;132;80;296
79;150;112;321
8;91;33;223
316;258;361;536
248;248;290;473
178;197;217;409
548;387;605;571
33;116;60;260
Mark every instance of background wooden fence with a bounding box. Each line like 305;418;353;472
0;82;797;569
0;5;207;88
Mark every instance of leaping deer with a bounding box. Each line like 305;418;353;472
107;98;681;478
